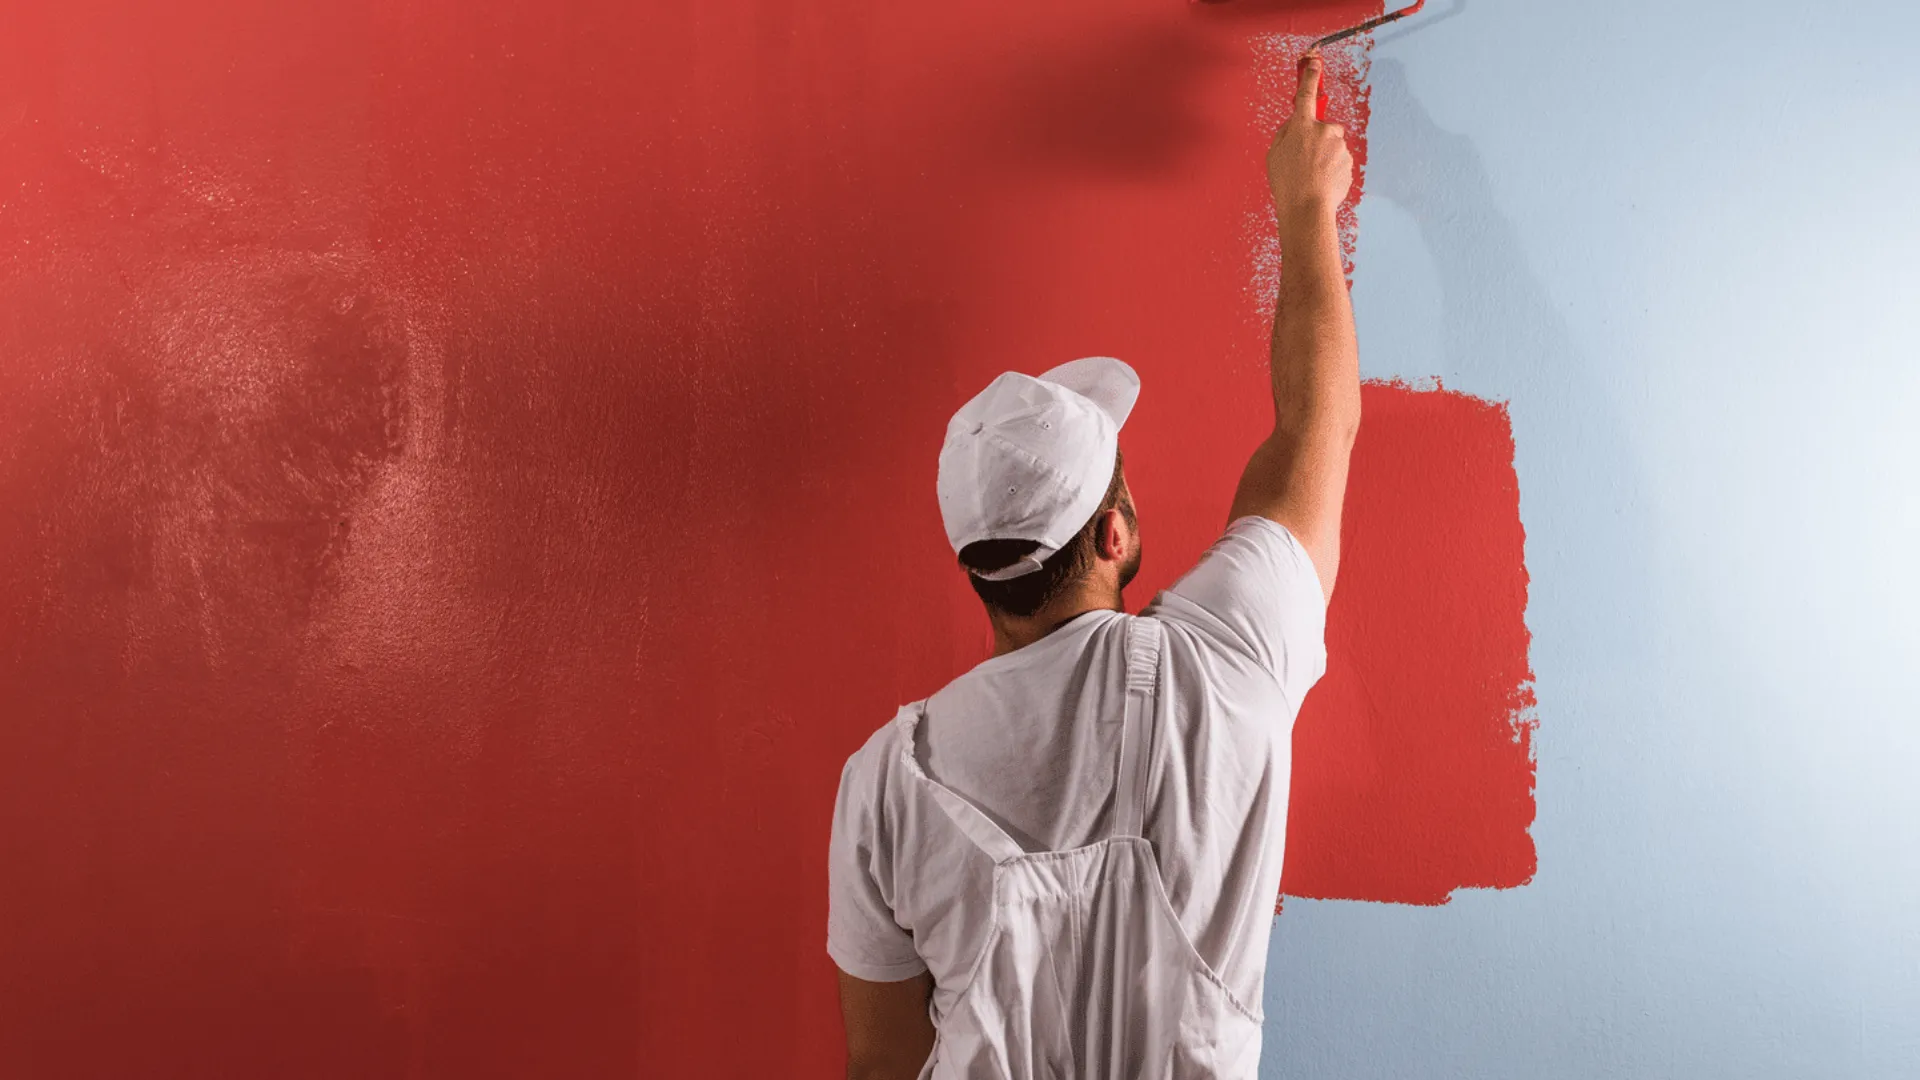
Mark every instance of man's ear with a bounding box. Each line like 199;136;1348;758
1097;507;1127;561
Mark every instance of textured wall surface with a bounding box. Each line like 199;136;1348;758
2;0;1912;1078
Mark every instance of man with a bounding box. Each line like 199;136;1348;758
828;55;1358;1079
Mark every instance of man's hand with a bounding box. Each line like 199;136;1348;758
1265;54;1355;223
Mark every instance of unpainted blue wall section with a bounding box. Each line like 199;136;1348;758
1262;2;1920;1076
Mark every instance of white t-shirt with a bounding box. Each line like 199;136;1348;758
827;515;1328;1016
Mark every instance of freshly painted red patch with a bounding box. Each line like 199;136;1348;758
0;1;1530;1078
1281;381;1538;906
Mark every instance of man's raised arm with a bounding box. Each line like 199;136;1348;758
1228;53;1361;604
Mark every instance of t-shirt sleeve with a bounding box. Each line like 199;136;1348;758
826;732;929;983
1143;515;1329;710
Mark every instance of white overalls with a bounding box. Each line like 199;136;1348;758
898;617;1265;1079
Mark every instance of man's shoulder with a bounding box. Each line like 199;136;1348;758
836;704;915;802
1141;516;1329;711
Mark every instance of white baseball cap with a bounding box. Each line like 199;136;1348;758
937;356;1140;581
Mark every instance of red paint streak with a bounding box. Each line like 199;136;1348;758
1282;382;1538;907
0;2;1528;1078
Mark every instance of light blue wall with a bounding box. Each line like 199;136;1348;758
1263;2;1920;1076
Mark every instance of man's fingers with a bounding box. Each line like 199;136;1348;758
1293;54;1323;120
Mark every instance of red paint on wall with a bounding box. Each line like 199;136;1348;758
1283;381;1538;907
0;1;1528;1077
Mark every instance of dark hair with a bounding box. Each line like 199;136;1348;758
958;450;1130;618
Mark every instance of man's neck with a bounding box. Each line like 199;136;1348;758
988;592;1123;658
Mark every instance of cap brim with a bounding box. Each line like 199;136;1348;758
1037;356;1139;430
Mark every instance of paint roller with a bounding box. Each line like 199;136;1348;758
1197;0;1429;119
1304;0;1425;118
1307;0;1427;51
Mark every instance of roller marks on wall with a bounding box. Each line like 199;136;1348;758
1289;380;1536;906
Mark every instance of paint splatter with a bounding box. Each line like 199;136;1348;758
1244;32;1373;318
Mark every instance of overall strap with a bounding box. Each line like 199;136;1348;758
897;705;1027;864
1113;616;1165;839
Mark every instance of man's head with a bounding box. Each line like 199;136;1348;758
959;449;1140;617
936;357;1143;619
